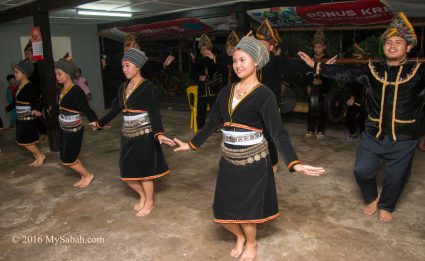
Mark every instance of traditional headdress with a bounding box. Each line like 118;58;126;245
122;48;148;68
124;33;141;51
235;36;270;70
381;12;417;47
273;28;283;45
312;27;327;46
352;43;370;59
226;30;240;47
16;60;34;77
55;53;78;77
198;34;213;50
255;19;278;44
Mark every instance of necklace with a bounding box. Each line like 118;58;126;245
235;82;259;99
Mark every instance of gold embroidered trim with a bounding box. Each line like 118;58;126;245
214;213;280;224
391;66;404;141
368;62;420;85
121;170;171;181
394;119;416;123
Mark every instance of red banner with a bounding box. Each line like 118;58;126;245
31;26;43;61
247;0;394;27
118;18;213;39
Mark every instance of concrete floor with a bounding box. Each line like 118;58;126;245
1;108;424;261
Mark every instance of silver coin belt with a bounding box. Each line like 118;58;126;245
223;132;263;143
17;111;35;121
59;120;83;132
122;117;152;138
221;139;269;166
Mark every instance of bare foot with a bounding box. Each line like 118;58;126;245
231;236;246;258
74;177;84;187
363;195;380;216
134;196;146;211
78;173;94;188
28;154;46;167
136;201;154;217
272;164;278;174
240;242;257;261
379;210;393;222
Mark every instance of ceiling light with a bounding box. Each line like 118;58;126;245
77;10;132;17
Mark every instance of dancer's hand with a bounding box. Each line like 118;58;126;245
32;110;42;117
205;50;215;61
293;164;325;176
158;134;176;147
173;138;190;151
163;55;175;67
326;55;338;64
89;121;98;130
297;52;314;68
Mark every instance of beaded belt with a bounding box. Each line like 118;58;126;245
122;115;152;138
16;105;35;121
223;132;263;144
221;138;269;166
59;114;83;132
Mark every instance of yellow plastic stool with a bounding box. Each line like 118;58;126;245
186;85;198;133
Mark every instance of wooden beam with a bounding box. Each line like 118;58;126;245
0;0;97;24
33;8;61;152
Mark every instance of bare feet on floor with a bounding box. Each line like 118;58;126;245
73;177;84;187
363;195;380;216
134;197;146;211
136;201;154;217
78;173;94;188
28;154;46;167
240;242;257;261
379;209;393;222
231;236;246;258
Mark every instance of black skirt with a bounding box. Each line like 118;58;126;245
119;133;170;181
16;119;40;145
60;128;84;165
213;154;279;224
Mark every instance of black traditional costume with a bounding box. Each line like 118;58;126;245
315;13;425;212
5;61;40;145
56;58;98;165
190;34;219;129
98;48;170;181
307;28;333;134
189;37;301;223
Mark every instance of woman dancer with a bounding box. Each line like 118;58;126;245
55;57;98;188
96;48;175;216
174;36;325;261
5;61;45;166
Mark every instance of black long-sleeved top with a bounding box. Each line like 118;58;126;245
5;82;38;112
189;83;301;171
307;55;333;95
260;56;309;105
98;80;164;137
59;85;97;122
190;56;219;97
318;60;425;140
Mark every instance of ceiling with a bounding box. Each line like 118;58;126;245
3;0;260;25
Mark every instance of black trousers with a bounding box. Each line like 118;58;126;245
197;95;216;130
307;96;326;133
354;132;418;212
345;105;365;135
